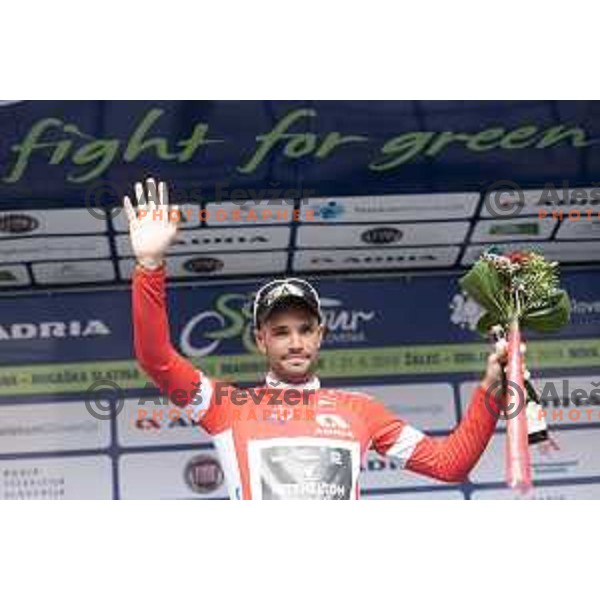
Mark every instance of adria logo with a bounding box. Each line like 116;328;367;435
0;319;111;341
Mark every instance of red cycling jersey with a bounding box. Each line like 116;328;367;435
132;265;500;500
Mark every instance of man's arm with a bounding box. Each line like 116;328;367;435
369;339;509;483
133;263;211;410
126;178;213;417
383;385;500;482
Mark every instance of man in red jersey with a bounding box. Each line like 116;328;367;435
124;178;509;500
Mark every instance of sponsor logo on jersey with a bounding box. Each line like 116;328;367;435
315;413;352;438
317;396;337;409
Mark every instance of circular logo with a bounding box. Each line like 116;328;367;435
0;214;39;234
361;227;403;245
84;379;125;421
84;181;123;221
184;455;224;494
484;180;525;218
484;379;526;421
183;257;224;273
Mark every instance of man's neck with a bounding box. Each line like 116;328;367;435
265;371;321;390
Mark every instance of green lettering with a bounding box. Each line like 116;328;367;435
284;134;317;158
466;128;505;151
499;125;539;149
369;132;434;171
237;108;317;174
424;131;470;157
124;108;179;162
3;118;68;183
537;126;591;149
68;139;120;182
315;132;368;158
177;123;223;162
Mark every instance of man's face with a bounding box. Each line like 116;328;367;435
254;304;325;383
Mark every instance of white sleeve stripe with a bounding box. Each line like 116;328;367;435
189;374;213;421
384;424;425;467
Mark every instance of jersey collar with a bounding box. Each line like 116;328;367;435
265;371;321;390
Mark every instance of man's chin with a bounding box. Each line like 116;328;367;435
278;361;313;382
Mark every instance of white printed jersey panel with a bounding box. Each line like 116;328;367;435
247;438;361;500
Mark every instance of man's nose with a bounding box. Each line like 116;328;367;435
288;332;303;351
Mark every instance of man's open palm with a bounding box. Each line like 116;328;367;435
123;178;179;268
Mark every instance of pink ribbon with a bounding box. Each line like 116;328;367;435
505;320;532;492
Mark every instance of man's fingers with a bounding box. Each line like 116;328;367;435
146;177;159;208
123;196;137;225
135;182;147;207
159;181;169;209
495;338;508;354
132;178;172;226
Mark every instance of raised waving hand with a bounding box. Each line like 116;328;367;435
123;178;180;269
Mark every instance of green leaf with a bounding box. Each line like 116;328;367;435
459;260;511;321
475;312;503;337
521;289;571;332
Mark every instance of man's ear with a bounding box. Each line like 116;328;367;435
254;327;267;355
318;322;327;343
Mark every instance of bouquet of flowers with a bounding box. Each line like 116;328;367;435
459;248;571;490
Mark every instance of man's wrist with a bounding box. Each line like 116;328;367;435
480;377;495;391
136;257;165;271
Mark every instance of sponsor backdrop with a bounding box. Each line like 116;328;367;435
1;101;600;499
0;268;599;500
1;101;600;293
